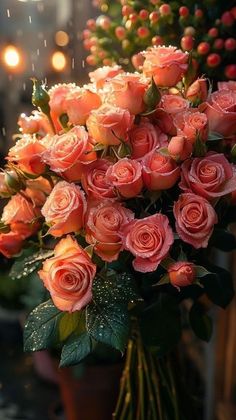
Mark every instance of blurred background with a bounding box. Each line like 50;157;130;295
0;1;235;420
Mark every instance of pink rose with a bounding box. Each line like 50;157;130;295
42;126;96;181
174;109;208;143
89;65;124;88
18;111;53;136
168;261;196;289
173;193;218;248
217;81;236;91
86;201;134;262
87;104;134;146
129;120;168;160
65;86;102;126
7;135;46;176
0;231;24;258
104;73;148;115
142;46;188;87
121;214;174;273
38;235;96;312
41;181;86;237
203;89;236;137
186;78;208;105
168;136;193;161
161;94;189;115
81;159;116;200
142;150;180;190
179;152;236;200
49;83;76;132
106;158;143;198
152;108;176;136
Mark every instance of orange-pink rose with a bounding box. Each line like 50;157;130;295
217;81;236;92
38;235;96;312
81;159;116;200
142;46;188;87
49;83;75;132
86;104;134;146
25;177;52;207
168;261;196;289
142;150;180;190
7;135;46;176
0;231;24;258
168;136;193;161
86;201;134;262
186;78;208;105
65;86;102;126
18;111;53;136
129;120;168;160
106;158;143;198
173;193;218;248
174;109;208;143
41;181;86;237
42;126;96;181
89;65;124;88
121;214;174;272
161;94;189;115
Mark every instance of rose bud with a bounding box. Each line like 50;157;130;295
186;78;208;105
0;231;24;258
168;136;192;161
168;261;196;290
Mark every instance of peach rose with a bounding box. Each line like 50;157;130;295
142;46;188;87
49;83;76;132
25;177;52;207
174;109;208;143
42;126;96;181
161;94;189;115
152;108;176;136
81;159;116;200
121;213;174;273
18;111;53;136
65;86;102;126
38;235;96;312
179;152;236;200
106;158;143;198
86;104;134;146
7;135;46;176
142;150;180;190
41;181;86;237
168;136;193;161
89;65;124;88
104;73;148;115
186;78;208;105
173;193;218;248
86;201;134;262
168;261;196;289
202;89;236;137
129;120;168;160
0;231;24;258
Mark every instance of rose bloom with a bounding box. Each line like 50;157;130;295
174;109;208;143
38;235;96;312
129;120;168;160
121;213;174;273
104;73;148;115
161;94;189;115
106;158;143;198
179;152;236;201
7;135;46;176
168;136;193;161
49;83;76;132
86;201;134;262
42;181;86;237
18;111;53;136
202;89;236;137
42;126;96;182
89;65;124;89
142;150;180;190
173;193;218;248
168;261;196;289
87;104;134;146
2;193;41;239
25;177;52;207
142;46;188;87
65;86;102;126
81;159;116;200
152;108;176;136
186;78;208;105
0;231;24;258
218;81;236;91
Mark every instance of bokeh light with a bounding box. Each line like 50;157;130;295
55;31;69;47
3;45;21;69
51;51;67;71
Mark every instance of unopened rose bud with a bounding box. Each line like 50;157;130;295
186;78;208;105
168;261;196;289
31;79;50;115
4;171;26;194
168;136;192;161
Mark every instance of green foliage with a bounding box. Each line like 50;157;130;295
203;264;234;309
10;248;54;280
189;303;213;342
60;333;94;367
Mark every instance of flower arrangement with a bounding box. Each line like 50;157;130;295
84;0;236;80
1;46;236;418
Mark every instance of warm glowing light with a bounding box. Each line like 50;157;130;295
51;51;67;71
55;31;69;47
3;45;20;68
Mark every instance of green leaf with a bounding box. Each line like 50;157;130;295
24;299;63;352
59;312;81;342
139;294;181;356
60;332;93;367
189;303;213;342
208;132;224;142
10;248;54;280
203;265;234;308
210;228;236;252
143;77;161;110
193;136;207;157
195;266;212;278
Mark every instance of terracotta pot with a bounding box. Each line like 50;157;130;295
58;363;122;420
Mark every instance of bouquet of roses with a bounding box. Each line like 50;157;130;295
1;46;236;419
